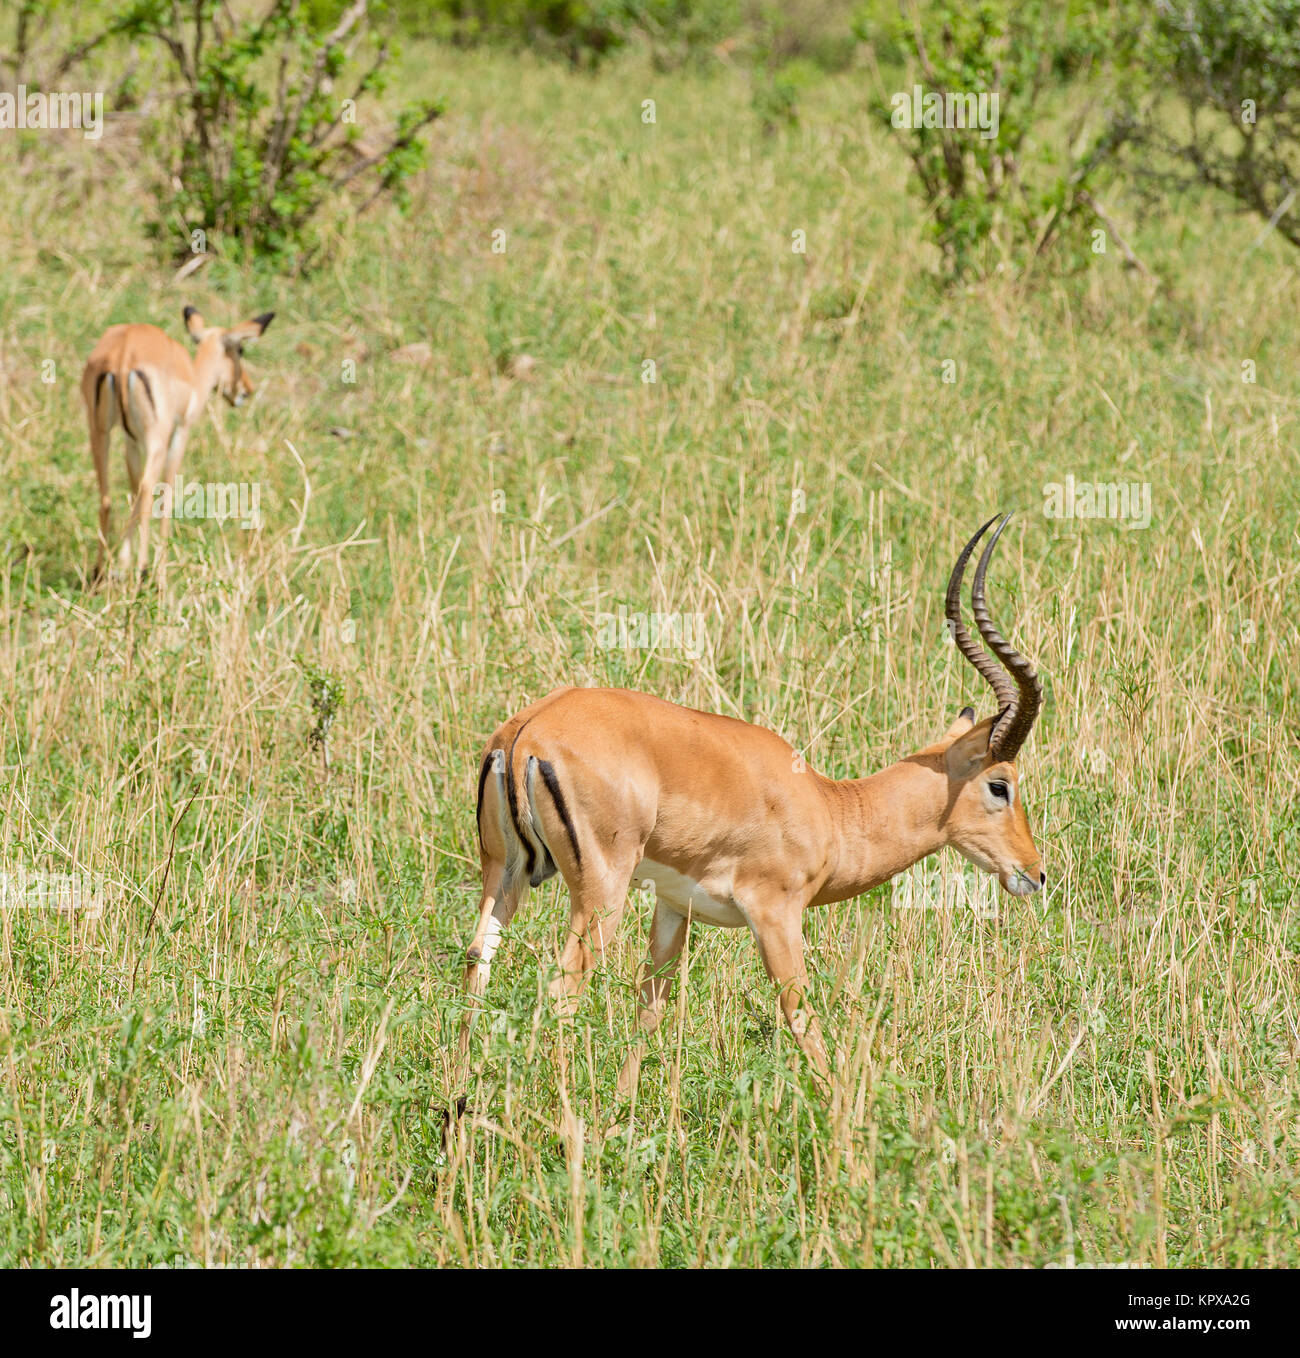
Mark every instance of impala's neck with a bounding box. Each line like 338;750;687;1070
191;335;227;405
815;750;952;904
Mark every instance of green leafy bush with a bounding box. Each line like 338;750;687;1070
1123;0;1300;251
864;0;1127;280
120;0;442;267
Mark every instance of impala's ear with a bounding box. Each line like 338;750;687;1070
222;311;275;352
183;306;208;341
940;706;977;743
945;718;991;780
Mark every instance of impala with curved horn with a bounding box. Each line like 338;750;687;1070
81;305;274;579
462;514;1045;1094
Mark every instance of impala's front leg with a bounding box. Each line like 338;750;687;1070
747;900;831;1090
616;901;688;1102
123;433;169;579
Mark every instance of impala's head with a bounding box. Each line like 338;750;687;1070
938;514;1046;897
184;306;275;406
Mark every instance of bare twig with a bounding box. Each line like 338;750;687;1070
131;788;201;988
1076;190;1153;277
331;103;441;191
286;438;312;549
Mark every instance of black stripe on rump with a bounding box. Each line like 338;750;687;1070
133;369;156;418
116;372;134;439
536;759;582;868
505;723;536;879
474;751;495;853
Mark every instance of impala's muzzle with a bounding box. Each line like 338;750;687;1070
1003;865;1046;896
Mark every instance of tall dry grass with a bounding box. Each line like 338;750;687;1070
0;43;1297;1266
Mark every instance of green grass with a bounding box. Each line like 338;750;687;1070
1;41;1298;1267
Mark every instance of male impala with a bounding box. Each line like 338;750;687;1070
462;515;1045;1096
81;306;274;579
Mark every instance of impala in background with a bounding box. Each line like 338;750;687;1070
462;514;1045;1097
81;306;274;580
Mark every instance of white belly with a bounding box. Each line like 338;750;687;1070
633;858;747;928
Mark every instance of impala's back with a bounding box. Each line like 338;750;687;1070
82;324;195;435
476;686;834;927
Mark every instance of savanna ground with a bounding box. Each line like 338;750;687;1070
1;31;1299;1269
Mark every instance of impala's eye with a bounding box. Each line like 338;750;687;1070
988;780;1010;802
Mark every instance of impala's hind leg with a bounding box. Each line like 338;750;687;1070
124;428;169;579
616;900;689;1101
547;853;638;1016
87;379;115;582
151;424;188;578
90;425;113;582
459;857;528;1056
115;435;144;575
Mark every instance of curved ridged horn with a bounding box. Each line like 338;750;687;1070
946;515;1017;714
970;513;1043;761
